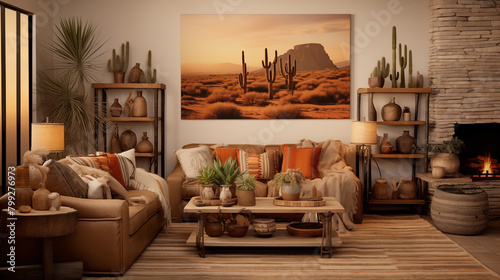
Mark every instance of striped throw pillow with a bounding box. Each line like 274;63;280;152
237;150;279;180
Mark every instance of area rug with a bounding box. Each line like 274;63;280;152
86;215;500;280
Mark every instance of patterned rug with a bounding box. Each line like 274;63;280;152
85;215;500;280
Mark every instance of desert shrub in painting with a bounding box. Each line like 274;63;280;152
241;91;269;105
203;102;243;119
262;104;304;119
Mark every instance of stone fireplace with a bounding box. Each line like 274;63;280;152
428;0;500;217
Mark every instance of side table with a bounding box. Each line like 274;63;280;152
2;206;78;280
416;173;473;213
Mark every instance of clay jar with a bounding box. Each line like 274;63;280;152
381;97;402;121
128;63;144;83
372;178;392;200
136;132;153;153
120;127;137;151
380;133;393;154
132;91;147;117
397;179;417;199
110;98;122;117
431;153;460;175
396;130;415;154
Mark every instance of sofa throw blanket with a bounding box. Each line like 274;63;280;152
299;139;358;233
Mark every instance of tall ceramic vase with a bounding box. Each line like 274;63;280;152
133;91;147;117
368;93;377;121
110;98;122;117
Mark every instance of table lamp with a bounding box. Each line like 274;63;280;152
351;121;377;201
31;117;65;156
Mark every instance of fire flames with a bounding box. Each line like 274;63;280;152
481;154;493;174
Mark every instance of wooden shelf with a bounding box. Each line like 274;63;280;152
104;117;162;122
92;83;166;90
372;153;426;159
377;121;426;126
368;199;425;205
136;152;162;158
357;88;432;94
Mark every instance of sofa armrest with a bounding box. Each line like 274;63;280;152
351;173;364;224
166;163;186;221
61;196;128;220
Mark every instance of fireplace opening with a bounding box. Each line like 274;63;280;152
454;123;500;180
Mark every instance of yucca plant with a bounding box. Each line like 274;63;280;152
213;158;240;185
38;17;106;155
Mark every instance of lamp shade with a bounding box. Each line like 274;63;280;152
31;122;65;151
351;121;377;144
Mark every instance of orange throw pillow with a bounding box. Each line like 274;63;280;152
281;144;322;179
215;147;238;164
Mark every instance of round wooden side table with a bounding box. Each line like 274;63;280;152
3;206;78;280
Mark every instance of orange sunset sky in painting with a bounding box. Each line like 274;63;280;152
181;14;350;73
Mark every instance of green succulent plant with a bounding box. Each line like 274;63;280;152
235;171;256;191
197;165;217;185
213;158;240;185
272;168;305;190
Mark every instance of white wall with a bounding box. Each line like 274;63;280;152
14;0;430;177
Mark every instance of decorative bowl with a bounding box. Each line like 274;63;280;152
286;222;323;237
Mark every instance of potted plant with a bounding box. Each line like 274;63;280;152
213;158;240;204
197;165;217;201
272;168;305;201
369;57;389;88
427;137;465;175
107;41;129;83
235;171;256;206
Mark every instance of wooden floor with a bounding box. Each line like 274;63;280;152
84;215;500;280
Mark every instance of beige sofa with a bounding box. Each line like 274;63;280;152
167;141;363;225
0;164;169;276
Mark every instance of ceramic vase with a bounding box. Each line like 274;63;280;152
381;97;402;121
32;183;51;210
124;92;134;117
368;93;377;121
380;133;393;154
120;127;137;151
372;178;392;200
132;91;147;117
110;124;122;153
396;130;415;154
14;165;33;209
397;179;417;199
110;98;122;117
128;63;143;83
280;182;301;201
220;185;232;204
205;221;224;237
136;132;153;153
431;153;460;175
200;184;215;201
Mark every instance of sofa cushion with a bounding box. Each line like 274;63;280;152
128;189;162;235
281;145;322;179
215;147;238;164
236;150;280;180
45;160;88;198
174;145;213;178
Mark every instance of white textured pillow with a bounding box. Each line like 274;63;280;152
175;146;213;178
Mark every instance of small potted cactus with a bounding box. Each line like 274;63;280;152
369;57;390;88
107;41;129;83
235;171;256;206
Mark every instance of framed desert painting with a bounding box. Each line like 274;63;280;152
181;14;351;119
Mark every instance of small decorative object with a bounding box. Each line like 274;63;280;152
432;166;446;178
372;178;392;199
368;93;377;121
381;97;402;121
120;126;137;151
109;98;122;117
136;132;153;153
369;56;389;88
110;124;122;154
219;185;232;205
428;137;465;175
226;212;251;237
132;90;147;117
416;71;424;88
197;165;217;201
213;157;240;197
396;130;415;154
142;50;157;83
48;192;62;211
32;183;51;210
391;176;417;199
235;171;256;206
128;63;144;83
107;41;129;83
380;133;393;154
403;106;411;121
390;26;400;88
252;218;276;237
18;205;32;213
286;222;323;237
205;215;224;237
272;168;305;201
14;165;33;209
124;92;134;117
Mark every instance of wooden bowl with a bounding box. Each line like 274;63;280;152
286;222;323;237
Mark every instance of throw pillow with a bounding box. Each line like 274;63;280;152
174;145;213;178
81;175;112;199
281;144;323;179
215;147;238;164
44;160;88;198
236;150;279;180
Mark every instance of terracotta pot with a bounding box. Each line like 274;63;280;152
368;77;384;88
396;130;415;154
280;182;301;201
397;179;417;199
205;221;224;237
113;72;125;83
136;132;153;153
431;153;460;175
120;127;137;151
226;224;249;237
32;183;51;210
128;63;143;83
381;97;402;121
236;189;255;206
110;98;122;117
372;178;392;200
132;91;147;117
380;133;393;154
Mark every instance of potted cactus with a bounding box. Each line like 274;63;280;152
369;57;390;88
235;171;256;206
107;41;129;83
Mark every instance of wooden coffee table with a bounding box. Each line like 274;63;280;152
184;197;344;258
